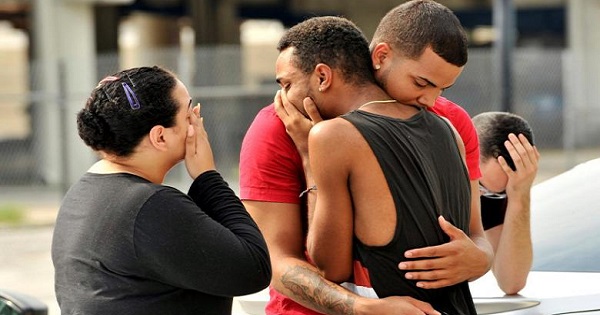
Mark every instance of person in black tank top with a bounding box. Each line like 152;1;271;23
340;109;475;314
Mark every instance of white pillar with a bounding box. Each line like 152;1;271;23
565;0;600;147
33;0;97;189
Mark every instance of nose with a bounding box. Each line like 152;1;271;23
417;89;442;108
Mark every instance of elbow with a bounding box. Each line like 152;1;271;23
308;250;350;283
240;252;273;294
495;268;529;295
236;264;272;295
255;258;273;291
256;263;273;291
307;236;352;283
318;265;350;284
254;270;273;292
499;278;527;296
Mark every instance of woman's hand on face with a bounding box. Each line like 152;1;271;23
185;103;216;179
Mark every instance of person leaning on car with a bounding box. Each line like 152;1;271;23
473;111;540;295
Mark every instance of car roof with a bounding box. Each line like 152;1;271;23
530;158;600;272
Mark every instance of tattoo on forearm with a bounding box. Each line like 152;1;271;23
281;265;356;315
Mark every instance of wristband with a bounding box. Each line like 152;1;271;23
299;185;317;198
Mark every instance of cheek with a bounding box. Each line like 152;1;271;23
385;78;416;103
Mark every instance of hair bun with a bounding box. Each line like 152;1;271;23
76;108;112;151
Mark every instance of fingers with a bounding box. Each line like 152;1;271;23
404;218;469;260
403;217;464;260
185;123;195;155
398;217;474;288
185;102;215;178
281;89;305;119
504;134;538;168
186;103;202;157
500;134;540;183
437;215;463;241
415;279;452;290
273;90;287;118
191;103;207;136
406;297;441;315
507;134;527;168
303;97;323;123
398;258;454;289
193;102;201;117
275;89;304;122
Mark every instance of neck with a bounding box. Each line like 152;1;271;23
326;84;392;117
358;99;397;109
347;86;395;111
89;157;166;184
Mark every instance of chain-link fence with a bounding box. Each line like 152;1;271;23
0;46;597;190
445;48;565;148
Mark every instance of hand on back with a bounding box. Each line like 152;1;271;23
498;133;540;196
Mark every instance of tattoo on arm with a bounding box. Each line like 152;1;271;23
281;265;356;315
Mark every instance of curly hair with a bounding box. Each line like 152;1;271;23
371;0;468;67
473;112;535;171
77;66;179;157
277;16;375;86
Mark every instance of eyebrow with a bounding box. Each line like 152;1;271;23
418;76;455;90
418;76;438;88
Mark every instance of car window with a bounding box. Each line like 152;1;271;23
0;298;20;315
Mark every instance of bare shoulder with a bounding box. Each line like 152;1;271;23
309;117;365;163
309;117;356;142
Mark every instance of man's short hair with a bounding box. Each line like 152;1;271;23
277;16;376;86
473;112;535;171
371;0;468;67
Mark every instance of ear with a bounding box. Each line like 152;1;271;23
314;63;333;92
371;42;391;69
148;125;168;152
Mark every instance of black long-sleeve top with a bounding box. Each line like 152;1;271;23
52;170;271;315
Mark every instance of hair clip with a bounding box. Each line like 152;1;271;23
101;88;116;104
122;82;141;110
124;73;136;87
95;76;120;104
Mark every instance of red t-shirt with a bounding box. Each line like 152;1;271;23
429;96;482;180
239;98;481;315
240;104;305;204
239;104;319;315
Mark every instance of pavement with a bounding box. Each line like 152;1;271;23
0;148;598;314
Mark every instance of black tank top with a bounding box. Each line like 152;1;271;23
343;109;476;315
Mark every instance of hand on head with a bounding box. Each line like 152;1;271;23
185;103;216;179
498;133;540;196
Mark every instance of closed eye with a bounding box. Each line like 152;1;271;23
415;81;427;88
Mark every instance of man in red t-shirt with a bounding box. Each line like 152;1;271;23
240;1;493;314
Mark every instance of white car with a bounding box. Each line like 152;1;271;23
470;157;600;314
0;288;48;315
236;158;600;315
